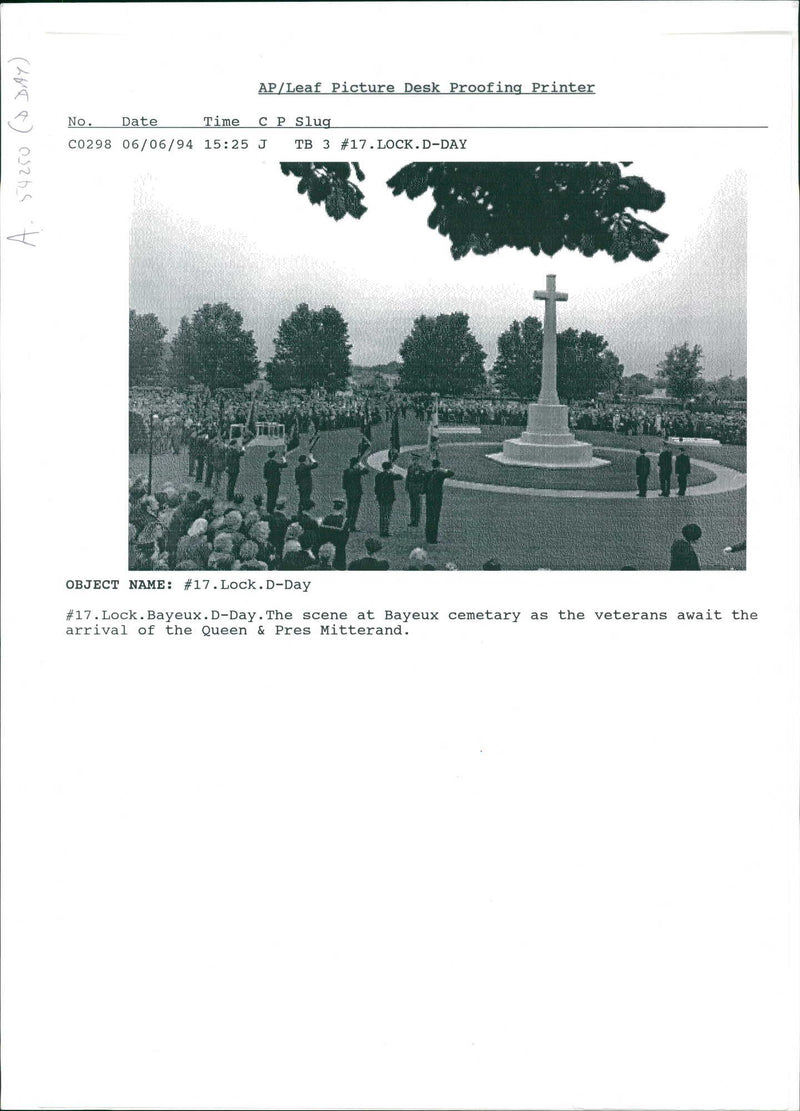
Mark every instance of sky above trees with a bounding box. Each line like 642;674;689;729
130;158;746;380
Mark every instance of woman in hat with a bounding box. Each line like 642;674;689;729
670;524;702;570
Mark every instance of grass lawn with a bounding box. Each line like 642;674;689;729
131;418;746;571
398;444;715;492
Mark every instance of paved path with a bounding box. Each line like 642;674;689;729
367;444;747;500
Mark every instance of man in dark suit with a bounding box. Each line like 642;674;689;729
294;452;319;511
635;447;651;497
267;499;290;557
405;453;428;526
319;498;350;570
675;447;691;496
348;537;390;570
225;440;246;501
424;459;454;543
374;461;403;537
657;442;673;497
342;456;369;531
194;428;209;484
263;449;288;513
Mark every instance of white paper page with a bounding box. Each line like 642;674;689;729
1;3;798;1109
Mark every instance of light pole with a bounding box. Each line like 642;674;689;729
147;411;158;494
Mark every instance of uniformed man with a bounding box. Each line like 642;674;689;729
294;452;319;512
342;455;369;531
225;440;246;501
263;449;288;513
657;442;673;497
267;498;290;557
635;447;651;497
194;427;209;484
211;436;228;494
404;453;428;526
374;461;403;537
675;447;691;496
424;458;454;543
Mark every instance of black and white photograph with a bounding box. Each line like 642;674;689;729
129;160;747;571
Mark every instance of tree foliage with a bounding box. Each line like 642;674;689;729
695;374;746;404
268;302;352;391
492;316;544;398
492;319;622;400
656;342;704;400
129;310;167;385
618;372;655;396
280;162;366;221
281;161;668;263
555;329;624;400
169;303;260;391
398;312;486;395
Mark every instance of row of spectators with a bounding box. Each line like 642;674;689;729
129;476;498;571
569;401;746;444
129;387;747;453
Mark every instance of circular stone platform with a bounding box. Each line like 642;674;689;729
486;446;610;469
369;443;746;500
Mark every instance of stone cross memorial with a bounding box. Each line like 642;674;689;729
491;273;605;469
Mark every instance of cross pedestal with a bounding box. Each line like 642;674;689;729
490;274;608;469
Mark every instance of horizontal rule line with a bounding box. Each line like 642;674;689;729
71;125;769;130
258;92;598;95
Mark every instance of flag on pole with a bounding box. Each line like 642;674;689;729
308;419;320;454
286;416;300;453
244;392;257;440
427;402;440;459
388;408;401;462
360;402;372;442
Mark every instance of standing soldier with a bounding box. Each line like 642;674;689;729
263;449;287;513
342;455;369;532
225;439;246;501
404;452;428;526
657;441;673;497
635;447;651;497
675;447;691;496
211;436;228;494
424;458;454;544
187;424;199;477
374;461;403;538
200;426;213;484
170;416;183;455
294;452;319;512
195;427;210;485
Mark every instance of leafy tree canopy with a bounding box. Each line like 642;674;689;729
555;328;624;400
656;342;704;400
492;316;544;398
398;312;487;395
281;161;667;262
619;372;655;396
129;310;167;386
268;302;352;391
170;302;259;391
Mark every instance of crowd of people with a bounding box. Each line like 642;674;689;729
129;437;462;570
128;386;745;571
130;386;747;456
570;401;746;444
